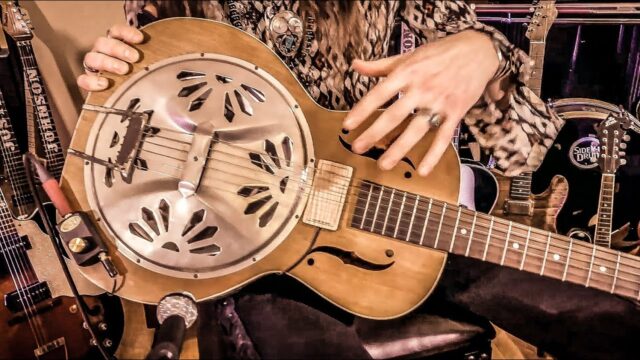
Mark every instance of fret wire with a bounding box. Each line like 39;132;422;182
382;189;395;235
406;195;419;242
464;212;477;257
449;207;462;253
520;227;531;271
500;223;513;266
433;203;447;249
393;193;407;238
482;217;494;261
369;185;384;232
586;243;598;287
419;198;432;245
612;252;621;293
540;233;551;276
562;239;574;282
359;184;373;229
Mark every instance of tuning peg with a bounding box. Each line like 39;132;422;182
620;159;627;166
620;143;627;149
623;134;631;141
619;151;626;157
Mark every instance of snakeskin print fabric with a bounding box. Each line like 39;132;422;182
123;0;563;175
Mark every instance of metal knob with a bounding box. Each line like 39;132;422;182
68;237;89;253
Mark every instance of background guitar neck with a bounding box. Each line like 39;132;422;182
15;40;65;180
594;174;615;247
0;91;34;215
528;41;546;98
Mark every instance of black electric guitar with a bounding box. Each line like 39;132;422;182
491;0;569;233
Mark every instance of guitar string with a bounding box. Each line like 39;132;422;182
126;160;640;295
10;43;61;343
0;209;46;345
121;149;640;278
0;99;32;215
134;141;639;274
122;161;640;284
5;41;60;340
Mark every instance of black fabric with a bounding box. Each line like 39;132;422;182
443;255;640;360
226;275;494;359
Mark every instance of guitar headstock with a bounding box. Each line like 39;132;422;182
596;111;632;174
526;1;558;42
2;1;33;41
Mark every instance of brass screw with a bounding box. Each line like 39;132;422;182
69;305;78;314
69;238;88;253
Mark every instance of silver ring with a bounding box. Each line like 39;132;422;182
83;60;99;74
415;108;441;128
428;113;441;128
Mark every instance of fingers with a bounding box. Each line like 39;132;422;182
417;118;459;177
84;51;130;75
351;95;416;154
93;36;140;63
106;23;144;44
77;74;109;92
378;112;432;170
351;54;407;77
344;76;406;131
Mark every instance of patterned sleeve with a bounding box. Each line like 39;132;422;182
401;0;565;176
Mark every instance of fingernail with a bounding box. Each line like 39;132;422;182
135;32;144;42
97;78;108;88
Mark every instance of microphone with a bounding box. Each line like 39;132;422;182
146;294;198;360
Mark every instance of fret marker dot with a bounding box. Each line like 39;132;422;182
512;242;520;250
553;254;560;261
599;266;607;273
460;229;467;235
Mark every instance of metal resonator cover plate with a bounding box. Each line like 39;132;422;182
84;53;314;279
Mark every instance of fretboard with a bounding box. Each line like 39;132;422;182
16;40;65;180
528;41;546;98
594;174;615;248
0;90;34;214
352;181;640;301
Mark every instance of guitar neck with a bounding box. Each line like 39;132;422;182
16;40;65;180
594;174;615;247
352;181;640;301
528;41;546;98
0;91;34;213
24;78;37;154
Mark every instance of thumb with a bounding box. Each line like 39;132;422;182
351;53;407;77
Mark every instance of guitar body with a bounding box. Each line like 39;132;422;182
61;18;458;320
0;219;124;359
491;172;568;233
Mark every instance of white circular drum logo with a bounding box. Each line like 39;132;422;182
569;136;600;169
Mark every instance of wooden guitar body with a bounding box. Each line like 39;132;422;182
491;172;568;233
61;18;459;320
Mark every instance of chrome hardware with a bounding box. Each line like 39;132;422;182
82;53;314;279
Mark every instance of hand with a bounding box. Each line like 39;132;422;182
343;30;500;177
76;24;144;91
